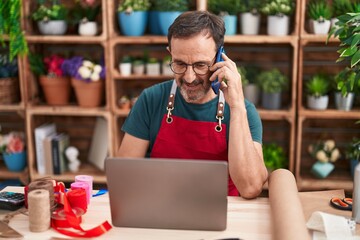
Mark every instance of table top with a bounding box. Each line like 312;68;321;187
0;186;272;240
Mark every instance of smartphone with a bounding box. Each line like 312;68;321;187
211;46;225;95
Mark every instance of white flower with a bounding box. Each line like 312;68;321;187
316;150;329;163
324;140;335;151
330;148;341;162
93;65;102;73
78;66;92;79
90;73;100;81
82;60;94;68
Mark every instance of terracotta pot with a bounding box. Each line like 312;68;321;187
71;78;104;108
39;75;71;105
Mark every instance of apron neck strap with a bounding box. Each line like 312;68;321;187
167;80;226;128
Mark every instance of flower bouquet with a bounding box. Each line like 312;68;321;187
29;53;71;106
308;139;341;178
0;131;27;172
62;56;105;107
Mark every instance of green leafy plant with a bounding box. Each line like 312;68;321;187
260;0;295;16
346;137;360;161
257;68;288;93
121;55;132;63
263;143;288;171
71;0;101;23
151;0;189;11
333;67;357;96
307;0;332;21
147;57;158;64
238;66;249;86
328;12;360;96
208;0;242;15
0;54;18;78
305;74;330;97
332;0;356;18
238;0;264;14
31;1;69;21
0;0;28;61
162;55;171;64
118;0;151;12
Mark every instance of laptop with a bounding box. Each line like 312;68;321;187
105;157;228;231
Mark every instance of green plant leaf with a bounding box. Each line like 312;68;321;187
351;33;360;49
351;50;360;68
340;47;357;57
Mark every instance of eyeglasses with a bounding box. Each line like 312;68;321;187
169;61;212;75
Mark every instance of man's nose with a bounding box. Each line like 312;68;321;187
183;66;196;83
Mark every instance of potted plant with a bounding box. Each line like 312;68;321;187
305;73;330;110
162;55;172;75
62;56;106;108
153;0;189;36
118;95;131;110
307;0;332;35
29;53;71;106
346;137;360;178
117;0;151;36
71;0;101;36
208;0;241;35
238;0;263;35
31;0;69;35
331;0;354;27
0;0;28;61
257;68;288;110
261;0;295;36
0;54;19;104
239;66;260;106
0;131;27;172
146;57;160;75
119;55;132;76
263;143;288;172
333;68;356;111
308;139;341;178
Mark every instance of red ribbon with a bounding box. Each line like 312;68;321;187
51;181;112;237
67;189;88;213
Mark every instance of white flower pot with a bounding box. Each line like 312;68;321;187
312;19;331;35
146;63;161;76
79;21;98;36
133;64;145;75
119;63;132;76
331;18;338;28
307;95;329;110
267;15;290;36
162;63;173;76
240;12;261;35
243;84;260;106
334;92;355;111
38;20;67;35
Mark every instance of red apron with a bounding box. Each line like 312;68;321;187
151;81;238;196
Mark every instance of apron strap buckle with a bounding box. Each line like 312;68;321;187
166;106;174;123
215;115;223;132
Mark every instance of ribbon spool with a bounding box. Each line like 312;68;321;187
27;178;55;210
75;175;93;203
71;181;90;205
51;207;84;228
28;189;51;232
67;189;87;213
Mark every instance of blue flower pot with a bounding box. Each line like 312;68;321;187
118;11;148;36
311;162;334;179
158;11;182;36
3;151;27;172
148;11;161;35
223;15;237;35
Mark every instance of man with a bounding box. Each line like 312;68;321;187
117;11;268;199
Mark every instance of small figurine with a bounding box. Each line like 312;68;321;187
65;146;81;173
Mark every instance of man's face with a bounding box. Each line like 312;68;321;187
169;34;217;104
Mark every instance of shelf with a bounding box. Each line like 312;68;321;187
0;104;25;111
112;72;173;80
26;106;111;116
224;35;299;46
297;177;353;192
258;109;294;121
110;36;168;44
298;108;360;119
300;34;339;44
0;165;27;180
26;35;107;44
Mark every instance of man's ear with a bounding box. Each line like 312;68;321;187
166;46;170;53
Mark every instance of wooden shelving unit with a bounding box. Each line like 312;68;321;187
2;0;358;191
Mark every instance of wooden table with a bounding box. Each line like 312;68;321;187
0;186;272;240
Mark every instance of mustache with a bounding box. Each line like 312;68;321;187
180;79;203;86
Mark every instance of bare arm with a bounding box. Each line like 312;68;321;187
210;53;268;199
117;133;149;157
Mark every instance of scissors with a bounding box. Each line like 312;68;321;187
330;197;352;211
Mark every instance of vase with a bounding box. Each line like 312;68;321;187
311;162;334;179
222;15;237;35
39;75;71;105
240;12;261;35
37;20;67;35
262;92;281;110
71;78;104;108
3;151;27;172
118;11;148;36
267;15;290;36
78;21;98;36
